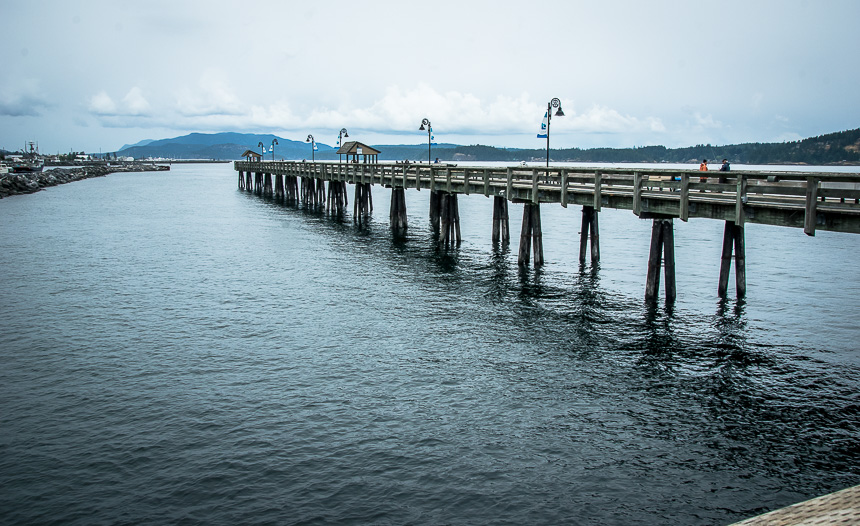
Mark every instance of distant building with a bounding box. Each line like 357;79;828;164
241;150;263;161
336;141;381;163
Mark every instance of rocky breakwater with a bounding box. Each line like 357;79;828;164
0;164;170;198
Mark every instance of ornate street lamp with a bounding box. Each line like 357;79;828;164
271;138;278;161
306;134;315;162
258;141;265;159
542;97;564;167
337;128;348;163
419;118;432;164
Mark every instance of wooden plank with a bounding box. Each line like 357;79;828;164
464;168;470;195
593;171;602;211
483;169;490;197
532;169;539;204
506;167;513;199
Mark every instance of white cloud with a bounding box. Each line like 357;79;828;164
559;104;667;135
0;79;50;116
89;87;150;117
122;87;150;116
89;91;117;115
174;72;243;117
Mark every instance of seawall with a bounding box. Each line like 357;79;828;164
0;164;169;199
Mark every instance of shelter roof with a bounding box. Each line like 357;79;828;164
241;150;262;159
336;141;381;156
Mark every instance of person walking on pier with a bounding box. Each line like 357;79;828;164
699;159;709;185
719;158;730;184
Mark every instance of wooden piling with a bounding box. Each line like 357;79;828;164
438;193;461;248
354;183;372;225
518;203;544;266
263;173;273;196
492;196;510;244
429;190;441;231
645;218;676;302
390;187;408;234
579;206;600;264
718;221;747;298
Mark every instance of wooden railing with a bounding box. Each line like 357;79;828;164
235;161;860;235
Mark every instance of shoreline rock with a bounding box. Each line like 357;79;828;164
0;164;170;199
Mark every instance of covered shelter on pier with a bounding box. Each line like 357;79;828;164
241;150;263;161
336;141;380;163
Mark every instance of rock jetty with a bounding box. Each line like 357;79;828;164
0;164;169;198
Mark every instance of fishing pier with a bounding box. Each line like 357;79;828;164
234;157;860;302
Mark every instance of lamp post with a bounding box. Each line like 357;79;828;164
544;97;564;167
258;141;265;160
337;128;348;163
271;138;278;161
419;118;432;164
306;134;315;162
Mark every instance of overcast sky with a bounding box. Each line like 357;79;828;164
2;0;858;153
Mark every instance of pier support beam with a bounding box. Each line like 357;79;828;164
390;187;408;235
354;183;372;225
718;221;746;298
238;171;244;189
263;173;273;196
285;175;298;202
492;196;510;244
274;174;284;198
579;205;600;264
429;190;442;231
438;193;461;249
245;172;252;191
518;203;544;267
327;181;348;214
315;179;326;206
645;218;676;302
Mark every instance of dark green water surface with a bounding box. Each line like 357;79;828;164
1;164;858;525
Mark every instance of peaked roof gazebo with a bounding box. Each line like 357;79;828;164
241;150;263;161
336;141;380;163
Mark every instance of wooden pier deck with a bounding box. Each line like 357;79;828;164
731;484;860;525
234;160;860;300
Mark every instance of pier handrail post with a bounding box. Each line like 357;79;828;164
483;169;490;197
446;167;452;193
680;173;690;221
560;169;569;208
506;168;513;199
633;172;643;216
735;174;748;225
804;176;819;236
593;171;602;211
463;168;470;195
532;169;539;204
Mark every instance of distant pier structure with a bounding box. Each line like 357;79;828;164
235;155;860;302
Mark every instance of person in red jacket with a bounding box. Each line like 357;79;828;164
699;159;708;183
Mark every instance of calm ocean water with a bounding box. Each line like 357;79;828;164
1;163;858;525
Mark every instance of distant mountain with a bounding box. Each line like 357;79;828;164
115;132;336;161
108;129;860;165
118;138;155;151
